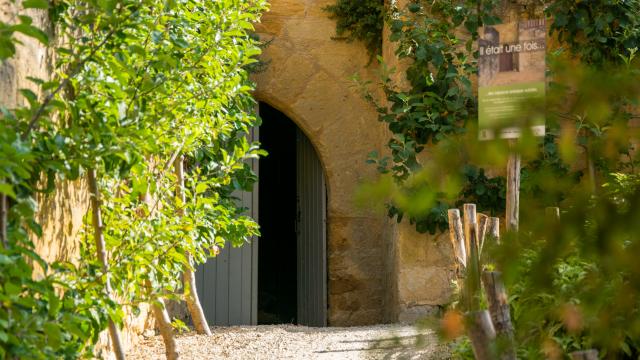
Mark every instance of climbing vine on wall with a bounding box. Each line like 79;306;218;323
329;0;640;233
323;0;384;57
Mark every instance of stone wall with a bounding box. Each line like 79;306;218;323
253;0;397;325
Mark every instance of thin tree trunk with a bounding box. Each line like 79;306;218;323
482;271;515;360
466;310;497;360
151;295;179;359
140;189;179;360
0;192;8;249
174;155;211;335
88;169;126;360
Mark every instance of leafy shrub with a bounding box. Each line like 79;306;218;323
323;0;385;57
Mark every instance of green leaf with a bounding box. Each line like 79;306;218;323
19;88;38;104
43;323;62;349
0;37;16;60
0;184;16;199
11;24;49;45
22;0;49;9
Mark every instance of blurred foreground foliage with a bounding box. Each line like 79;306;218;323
352;0;640;355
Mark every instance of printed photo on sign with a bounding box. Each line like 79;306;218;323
478;19;546;140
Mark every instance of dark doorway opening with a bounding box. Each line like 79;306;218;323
257;102;298;324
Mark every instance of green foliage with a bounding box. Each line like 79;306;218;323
350;0;639;236
0;0;267;356
0;246;113;359
323;0;384;57
489;171;640;358
355;0;505;233
547;0;640;67
345;0;640;356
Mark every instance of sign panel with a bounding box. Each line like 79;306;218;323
478;19;546;140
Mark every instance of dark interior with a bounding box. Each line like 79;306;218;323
257;102;298;324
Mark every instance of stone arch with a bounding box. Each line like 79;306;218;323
255;96;333;197
252;0;397;325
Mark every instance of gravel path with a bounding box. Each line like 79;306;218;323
128;324;450;359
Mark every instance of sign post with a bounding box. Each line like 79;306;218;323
478;19;547;231
505;142;520;231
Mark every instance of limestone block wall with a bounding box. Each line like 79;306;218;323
253;0;398;325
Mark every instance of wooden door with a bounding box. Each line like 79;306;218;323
296;129;328;327
196;127;259;326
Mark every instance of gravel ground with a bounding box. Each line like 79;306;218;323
128;324;450;359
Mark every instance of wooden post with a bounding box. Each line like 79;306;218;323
482;271;516;359
477;213;488;255
480;216;500;256
463;204;478;258
447;209;467;270
175;155;211;336
88;169;126;360
545;206;560;221
463;204;481;311
570;350;599;360
506;141;521;232
466;310;497;360
487;217;500;242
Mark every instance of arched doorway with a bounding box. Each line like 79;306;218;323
196;102;328;327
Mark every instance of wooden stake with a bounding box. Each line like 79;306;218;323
506;141;521;232
463;204;481;311
447;209;467;270
88;169;126;360
487;217;500;243
482;271;515;359
570;350;599;360
466;310;497;360
545;206;560;221
477;213;488;255
463;204;478;258
175;155;211;336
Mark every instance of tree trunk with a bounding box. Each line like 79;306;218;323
151;296;179;360
140;189;179;360
174;155;211;335
466;310;497;360
88;169;126;360
482;271;515;360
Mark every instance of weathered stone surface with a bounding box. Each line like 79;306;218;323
398;304;441;324
254;0;397;326
395;222;456;319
